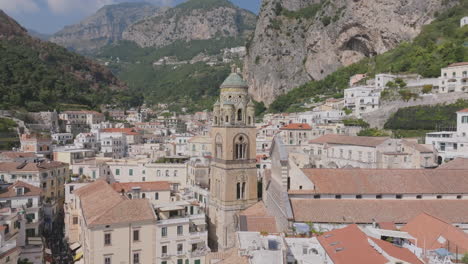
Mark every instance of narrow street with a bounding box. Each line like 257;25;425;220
43;211;73;264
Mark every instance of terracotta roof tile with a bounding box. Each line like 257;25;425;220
448;62;468;67
0;152;37;159
239;201;278;233
317;225;388;264
0;181;41;198
291;199;468;224
293;168;468;195
308;134;388;147
75;180;155;227
112;181;171;193
369;237;424;264
401;213;468;254
0;161;68;172
437;158;468;169
457;108;468;113
280;123;312;130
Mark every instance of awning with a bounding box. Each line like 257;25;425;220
74;250;83;261
70;242;81;251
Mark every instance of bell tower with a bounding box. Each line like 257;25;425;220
208;66;257;251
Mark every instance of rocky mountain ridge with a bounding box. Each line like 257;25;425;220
244;0;459;105
50;2;161;53
122;0;257;48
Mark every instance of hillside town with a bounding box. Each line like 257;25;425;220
1;0;468;264
0;59;467;264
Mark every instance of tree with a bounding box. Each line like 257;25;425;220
462;253;468;264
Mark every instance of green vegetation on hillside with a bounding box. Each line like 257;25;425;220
269;0;468;113
0;118;19;151
98;37;245;63
175;0;234;13
384;99;468;131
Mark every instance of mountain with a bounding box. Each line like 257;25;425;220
244;0;460;105
0;10;130;112
95;0;257;113
122;0;257;48
50;2;161;54
27;29;51;40
267;0;468;113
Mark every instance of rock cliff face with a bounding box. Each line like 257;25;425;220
122;0;257;48
50;2;160;53
244;0;458;105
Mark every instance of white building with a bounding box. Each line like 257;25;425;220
51;133;73;145
374;73;438;90
344;86;380;117
100;135;126;159
426;108;468;164
437;62;468;93
296;110;345;125
74;133;98;150
461;16;468;27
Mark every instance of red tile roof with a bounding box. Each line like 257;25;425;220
101;128;140;135
308;134;388;147
457;108;468;113
280;123;312;130
447;62;468;67
0;181;41;198
368;237;424;264
112;181;171;192
0;161;68;172
239;201;278;233
437;158;468;169
292;168;468;195
0;152;37;159
317;225;388;264
75;180;155;227
290;199;468;224
401;213;468;254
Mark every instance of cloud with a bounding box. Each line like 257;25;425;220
46;0;175;15
0;0;40;14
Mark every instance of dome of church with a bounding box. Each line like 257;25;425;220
220;72;248;88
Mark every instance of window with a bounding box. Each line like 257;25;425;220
416;195;422;199
335;195;341;199
155;192;159;200
237;109;242;121
104;233;111;245
376;194;382;199
177;260;183;264
396;194;403;199
436;195;442;199
356;195;362;199
129;169;133;176
73;217;78;225
313;194;321;199
142;193;146;198
104;257;111;264
162;245;167;254
177;225;183;236
177;244;183;255
157;170;161;177
236;183;241;200
234;135;248;160
462;116;468;124
115;169;120;176
174;170;178;177
133;253;140;264
161;227;167;237
165;170;169;177
133;230;140;241
457;195;463;199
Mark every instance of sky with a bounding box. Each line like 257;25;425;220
0;0;261;34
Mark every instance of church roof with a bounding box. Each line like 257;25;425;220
221;72;248;88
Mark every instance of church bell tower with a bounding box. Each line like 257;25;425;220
208;66;258;250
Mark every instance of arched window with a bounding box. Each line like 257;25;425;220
215;134;223;159
248;116;252;125
225;116;229;123
234;135;248;160
214;116;218;125
237;109;242;121
236;183;241;200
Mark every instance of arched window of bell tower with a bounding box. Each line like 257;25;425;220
237;109;242;121
215;134;223;159
234;134;248;160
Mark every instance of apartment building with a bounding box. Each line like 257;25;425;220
74;133;99;150
20;133;52;158
0;181;43;264
59;111;105;134
187;135;211;157
107;159;188;190
51;133;73;145
154;201;208;264
344;86;380;117
70;180;156;264
0;161;68;201
279;123;312;146
437;62;468;93
426;108;468;164
307;135;436;169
